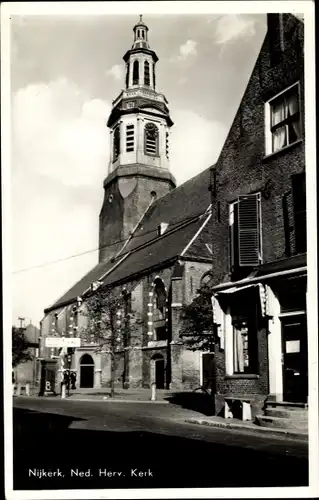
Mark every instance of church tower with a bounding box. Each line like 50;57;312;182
99;16;176;262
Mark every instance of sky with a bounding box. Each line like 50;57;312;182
10;8;268;328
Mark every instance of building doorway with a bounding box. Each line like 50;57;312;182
201;353;215;393
80;354;94;388
281;314;308;403
151;354;165;389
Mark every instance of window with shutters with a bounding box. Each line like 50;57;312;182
113;126;120;162
126;124;135;152
144;61;150;86
283;172;306;256
229;193;262;274
144;123;159;156
265;83;302;155
133;60;139;85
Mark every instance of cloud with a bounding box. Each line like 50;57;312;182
214;15;256;45
12;78;111;323
169;40;198;63
106;64;125;81
177;40;198;61
12;78;110;188
170;109;228;185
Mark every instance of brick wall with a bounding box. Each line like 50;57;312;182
210;14;305;287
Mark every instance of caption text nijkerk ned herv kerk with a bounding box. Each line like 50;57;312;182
28;468;154;479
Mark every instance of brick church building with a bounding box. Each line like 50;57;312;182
40;14;308;420
40;16;214;391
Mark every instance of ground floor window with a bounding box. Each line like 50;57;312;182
233;318;258;374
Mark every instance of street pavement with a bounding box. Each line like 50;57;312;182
12;396;308;490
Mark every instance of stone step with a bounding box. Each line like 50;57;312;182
265;401;308;410
255;415;308;431
265;407;308;421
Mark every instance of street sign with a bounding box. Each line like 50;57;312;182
45;337;81;348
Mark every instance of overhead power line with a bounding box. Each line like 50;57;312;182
13;207;212;275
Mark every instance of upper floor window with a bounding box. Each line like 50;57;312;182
126;124;135;152
166;131;169;158
266;83;302;155
113;126;120;161
283;172;306;256
144;61;150;86
229;193;262;273
133;60;139;85
145;123;159;156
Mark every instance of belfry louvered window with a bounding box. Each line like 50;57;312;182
283;172;306;256
152;64;156;89
133;60;139;85
229;193;262;271
126;124;135;152
144;61;150;86
145;123;159;156
113;126;120;161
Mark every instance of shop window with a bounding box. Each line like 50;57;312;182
232;302;259;374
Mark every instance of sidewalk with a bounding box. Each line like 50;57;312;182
64;387;171;403
184;415;308;441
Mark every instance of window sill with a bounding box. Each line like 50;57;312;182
263;139;303;162
225;374;260;380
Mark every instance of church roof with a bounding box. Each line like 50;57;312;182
45;166;213;312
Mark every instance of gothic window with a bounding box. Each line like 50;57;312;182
133;60;139;85
153;279;167;341
145;123;159;156
144;61;150;86
126;124;135;152
113;126;120;161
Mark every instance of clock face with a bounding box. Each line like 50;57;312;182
126;101;135;109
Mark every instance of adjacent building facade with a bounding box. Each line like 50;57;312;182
206;13;306;413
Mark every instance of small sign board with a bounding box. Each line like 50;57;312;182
45;337;81;348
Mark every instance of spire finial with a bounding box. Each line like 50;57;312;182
139;14;143;22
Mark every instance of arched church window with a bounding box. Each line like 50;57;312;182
113;126;120;161
133;60;139;85
145;123;159;156
126;124;135;152
144;61;150;86
153;279;167;341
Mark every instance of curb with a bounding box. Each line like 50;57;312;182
67;398;170;404
184;418;308;441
